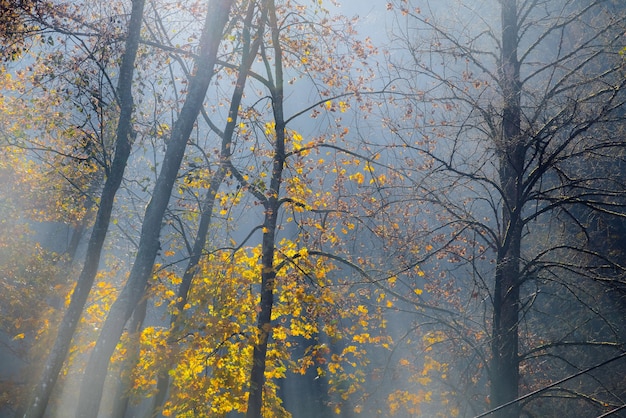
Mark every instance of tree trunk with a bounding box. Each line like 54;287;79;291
109;293;148;418
149;3;265;414
246;1;284;416
19;0;145;416
147;174;225;416
491;0;523;417
73;1;233;416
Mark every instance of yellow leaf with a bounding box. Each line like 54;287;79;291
349;172;365;185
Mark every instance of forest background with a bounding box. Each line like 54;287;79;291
1;0;625;417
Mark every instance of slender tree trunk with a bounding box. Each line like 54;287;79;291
149;3;266;414
73;1;233;416
246;1;284;415
61;205;94;267
19;1;145;416
148;171;224;417
109;293;148;418
246;146;283;418
491;0;523;417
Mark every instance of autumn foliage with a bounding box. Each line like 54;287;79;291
1;0;625;418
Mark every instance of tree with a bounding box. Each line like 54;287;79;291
0;144;67;415
138;0;386;414
218;1;384;414
385;0;626;416
0;0;41;60
18;0;147;415
136;1;268;414
73;1;234;415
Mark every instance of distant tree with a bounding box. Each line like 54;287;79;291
384;0;626;416
0;145;66;415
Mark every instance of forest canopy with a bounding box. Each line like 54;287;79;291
1;0;625;417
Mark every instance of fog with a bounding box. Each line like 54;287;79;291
1;0;625;417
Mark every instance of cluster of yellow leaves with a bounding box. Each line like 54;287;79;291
388;389;426;415
65;261;124;378
180;165;212;192
214;190;242;217
344;159;390;189
384;331;460;417
0;146;82;411
1;68;102;226
125;326;170;395
284;175;312;212
80;268;122;333
149;250;259;416
129;233;391;416
323;100;350;113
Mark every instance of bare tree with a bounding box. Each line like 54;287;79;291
385;0;626;416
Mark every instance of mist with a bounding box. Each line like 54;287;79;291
1;0;625;417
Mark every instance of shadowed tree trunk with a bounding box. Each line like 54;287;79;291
109;292;148;418
73;1;234;416
246;1;284;415
19;0;145;416
490;1;522;416
386;0;626;416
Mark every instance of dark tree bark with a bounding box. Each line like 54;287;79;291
19;0;145;416
73;1;234;416
490;1;522;416
246;1;285;415
387;0;626;416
